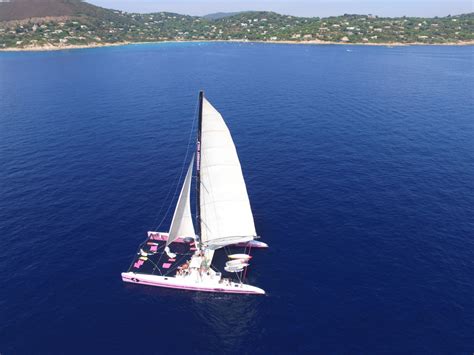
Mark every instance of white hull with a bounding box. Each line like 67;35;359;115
122;272;265;295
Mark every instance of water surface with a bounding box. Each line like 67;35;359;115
0;43;473;354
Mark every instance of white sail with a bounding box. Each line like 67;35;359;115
199;98;256;249
167;156;195;246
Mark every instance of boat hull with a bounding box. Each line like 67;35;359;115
122;272;265;295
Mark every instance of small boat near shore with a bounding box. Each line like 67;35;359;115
122;91;267;295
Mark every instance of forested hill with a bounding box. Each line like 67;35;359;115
0;0;472;49
0;0;126;22
202;12;244;20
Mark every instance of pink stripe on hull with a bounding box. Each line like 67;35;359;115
122;276;261;294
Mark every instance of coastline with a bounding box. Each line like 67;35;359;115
1;39;473;52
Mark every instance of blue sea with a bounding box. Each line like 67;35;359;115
0;43;473;354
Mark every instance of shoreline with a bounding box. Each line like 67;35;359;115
1;39;473;52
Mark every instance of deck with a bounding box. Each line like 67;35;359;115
126;232;252;281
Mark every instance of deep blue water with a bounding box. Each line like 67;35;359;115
0;43;473;354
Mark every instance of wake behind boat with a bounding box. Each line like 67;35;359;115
122;92;267;295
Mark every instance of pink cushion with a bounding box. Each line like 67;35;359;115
150;245;158;252
162;263;172;269
134;262;141;268
168;258;176;262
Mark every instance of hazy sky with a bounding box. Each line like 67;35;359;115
88;0;472;17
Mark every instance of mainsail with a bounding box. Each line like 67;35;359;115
198;97;256;249
166;156;195;246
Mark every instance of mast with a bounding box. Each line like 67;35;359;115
196;90;204;246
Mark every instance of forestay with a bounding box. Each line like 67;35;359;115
166;156;195;246
199;98;256;249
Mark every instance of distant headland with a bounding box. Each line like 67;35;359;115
0;0;472;51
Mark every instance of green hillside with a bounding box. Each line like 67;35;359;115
0;2;472;49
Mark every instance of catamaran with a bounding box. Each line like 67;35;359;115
122;92;267;295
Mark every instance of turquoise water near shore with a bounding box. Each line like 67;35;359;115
0;43;473;354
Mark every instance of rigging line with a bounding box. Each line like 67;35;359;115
149;174;178;231
146;258;163;276
235;267;243;284
127;239;149;272
153;96;199;232
242;244;252;282
154;245;166;269
163;253;188;276
127;253;137;272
